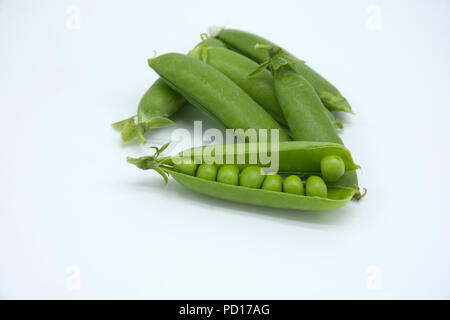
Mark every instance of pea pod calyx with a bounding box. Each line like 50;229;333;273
250;44;304;77
113;116;175;144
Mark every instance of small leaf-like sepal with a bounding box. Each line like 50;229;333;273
121;118;138;143
112;116;135;131
248;61;270;77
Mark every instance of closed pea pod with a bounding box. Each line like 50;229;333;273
189;46;286;124
147;53;290;142
215;28;353;113
189;46;342;130
112;37;227;143
274;68;343;144
112;78;183;143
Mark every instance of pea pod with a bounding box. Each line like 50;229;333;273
147;53;291;142
127;142;357;211
168;168;355;211
189;46;342;130
275;68;343;144
189;46;286;124
215;28;354;114
112;38;227;144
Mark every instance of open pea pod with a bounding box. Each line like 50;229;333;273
168;168;356;211
127;141;361;210
176;141;359;175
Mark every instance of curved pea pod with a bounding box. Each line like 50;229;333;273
189;46;286;125
112;78;184;144
168;168;356;211
147;53;291;142
274;68;343;144
112;38;227;144
216;28;353;114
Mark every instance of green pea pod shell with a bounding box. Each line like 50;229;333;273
216;28;353;113
147;53;291;142
274;68;343;144
189;46;286;125
169;168;356;211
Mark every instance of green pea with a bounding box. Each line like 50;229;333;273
283;175;304;195
217;165;239;185
240;166;265;189
305;176;327;198
173;161;198;176
196;164;217;181
320;155;345;183
261;174;282;192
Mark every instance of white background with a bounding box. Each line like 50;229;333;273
1;0;449;299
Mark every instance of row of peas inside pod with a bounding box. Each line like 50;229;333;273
176;161;330;199
127;141;362;211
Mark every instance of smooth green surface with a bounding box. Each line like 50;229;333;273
168;168;356;211
306;176;328;198
147;53;290;142
217;28;353;113
196;164;217;181
137;78;185;123
283;175;305;195
320;155;345;183
176;141;359;175
261;174;282;192
190;46;286;124
275;68;343;144
240;166;265;189
217;165;240;186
